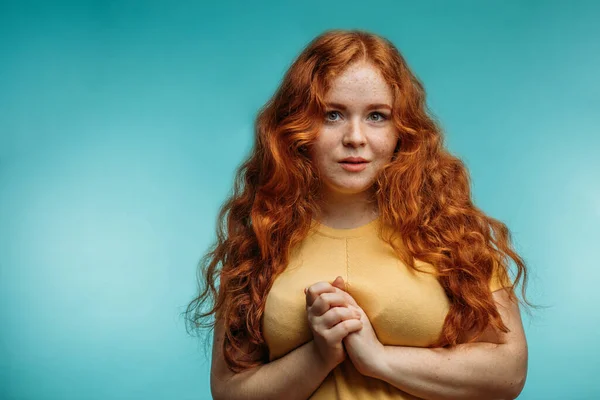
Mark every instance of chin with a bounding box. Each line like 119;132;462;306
331;182;375;194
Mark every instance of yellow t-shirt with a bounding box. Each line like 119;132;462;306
262;216;512;399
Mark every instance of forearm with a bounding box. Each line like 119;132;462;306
373;343;525;400
215;340;332;400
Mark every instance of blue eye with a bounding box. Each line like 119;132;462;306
325;111;387;123
326;111;341;122
369;112;387;122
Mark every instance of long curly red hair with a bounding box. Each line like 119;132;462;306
184;29;534;372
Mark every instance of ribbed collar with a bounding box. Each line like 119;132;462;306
311;216;380;239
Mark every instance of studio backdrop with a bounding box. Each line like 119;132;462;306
1;1;599;399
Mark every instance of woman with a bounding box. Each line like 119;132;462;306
185;29;533;399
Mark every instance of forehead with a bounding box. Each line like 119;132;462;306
325;62;392;104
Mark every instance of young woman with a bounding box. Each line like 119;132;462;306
185;29;532;400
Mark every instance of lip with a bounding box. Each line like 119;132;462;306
340;157;369;163
340;162;368;172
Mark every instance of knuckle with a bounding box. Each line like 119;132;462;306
342;320;354;331
317;294;329;308
310;300;321;311
314;327;324;337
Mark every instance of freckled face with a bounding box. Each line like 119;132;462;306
312;61;398;196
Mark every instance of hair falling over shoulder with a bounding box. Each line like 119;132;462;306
183;29;537;372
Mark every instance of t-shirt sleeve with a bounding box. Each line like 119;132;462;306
489;260;513;292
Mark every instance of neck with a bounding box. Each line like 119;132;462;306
316;187;379;229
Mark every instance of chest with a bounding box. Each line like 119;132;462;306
262;233;451;361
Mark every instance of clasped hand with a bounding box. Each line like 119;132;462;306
304;276;386;377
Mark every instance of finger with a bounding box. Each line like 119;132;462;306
319;306;361;329
309;292;350;316
329;277;359;306
331;276;345;290
305;282;336;307
348;304;364;320
326;319;363;343
331;286;359;307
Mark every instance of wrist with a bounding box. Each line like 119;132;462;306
367;345;390;381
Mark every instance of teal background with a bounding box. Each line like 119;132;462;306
1;1;598;399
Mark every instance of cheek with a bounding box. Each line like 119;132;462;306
311;146;333;173
313;139;337;160
373;138;398;158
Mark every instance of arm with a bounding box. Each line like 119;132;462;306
211;318;333;400
371;289;528;400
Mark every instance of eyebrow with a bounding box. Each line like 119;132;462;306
325;102;392;111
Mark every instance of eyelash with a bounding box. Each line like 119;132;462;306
325;111;388;123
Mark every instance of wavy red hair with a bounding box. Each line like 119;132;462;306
184;29;535;372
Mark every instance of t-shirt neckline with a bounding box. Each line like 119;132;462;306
311;216;380;238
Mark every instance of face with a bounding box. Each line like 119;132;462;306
312;61;398;199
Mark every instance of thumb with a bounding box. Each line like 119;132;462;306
332;276;359;307
332;275;345;289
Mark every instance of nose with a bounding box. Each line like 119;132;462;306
342;117;367;148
